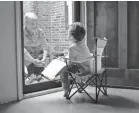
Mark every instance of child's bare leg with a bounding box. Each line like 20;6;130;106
60;67;70;96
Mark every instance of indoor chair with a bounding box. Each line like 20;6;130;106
62;37;108;103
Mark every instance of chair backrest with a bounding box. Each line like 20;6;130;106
97;37;107;71
90;37;107;73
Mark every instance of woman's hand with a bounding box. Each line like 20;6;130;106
40;59;45;64
34;59;45;67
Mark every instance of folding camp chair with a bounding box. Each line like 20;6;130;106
62;37;107;103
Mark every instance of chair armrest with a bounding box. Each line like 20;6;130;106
101;55;108;58
60;56;94;64
94;37;107;41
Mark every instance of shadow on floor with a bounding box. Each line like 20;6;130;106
65;92;139;109
98;94;139;109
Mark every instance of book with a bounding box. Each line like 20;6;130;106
42;58;66;80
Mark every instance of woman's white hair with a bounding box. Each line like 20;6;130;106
24;12;38;20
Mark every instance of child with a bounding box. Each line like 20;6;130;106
24;12;49;83
60;22;92;98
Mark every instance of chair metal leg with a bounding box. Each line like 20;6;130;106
66;69;108;103
104;70;107;95
78;83;95;102
97;74;106;94
95;74;98;103
68;74;83;99
97;71;108;96
98;70;107;96
68;78;96;102
68;79;75;95
68;84;82;99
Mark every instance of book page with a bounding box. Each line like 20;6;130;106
42;59;66;80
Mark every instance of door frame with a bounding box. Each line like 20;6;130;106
15;1;23;100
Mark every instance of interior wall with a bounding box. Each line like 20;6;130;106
86;1;139;88
128;2;139;69
0;1;18;104
95;1;118;67
86;1;118;67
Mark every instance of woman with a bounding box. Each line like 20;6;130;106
24;12;50;83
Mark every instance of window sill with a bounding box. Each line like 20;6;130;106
23;87;64;99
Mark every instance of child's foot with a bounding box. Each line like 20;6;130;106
78;88;83;93
37;75;44;82
63;91;69;98
37;77;44;82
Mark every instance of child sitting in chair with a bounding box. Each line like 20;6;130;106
60;22;93;98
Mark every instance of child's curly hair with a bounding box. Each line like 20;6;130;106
69;22;86;42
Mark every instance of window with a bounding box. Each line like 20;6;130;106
22;1;73;93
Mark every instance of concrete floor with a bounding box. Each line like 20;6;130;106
0;87;139;113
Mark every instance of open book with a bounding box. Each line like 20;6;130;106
41;58;67;80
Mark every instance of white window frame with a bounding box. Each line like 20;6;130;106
15;1;23;100
80;1;87;44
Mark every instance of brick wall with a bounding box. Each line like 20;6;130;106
23;1;39;15
23;1;70;53
50;1;69;52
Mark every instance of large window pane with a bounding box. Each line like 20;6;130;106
23;1;72;87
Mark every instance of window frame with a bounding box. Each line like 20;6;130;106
16;1;87;98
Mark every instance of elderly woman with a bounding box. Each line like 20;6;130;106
24;12;49;83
